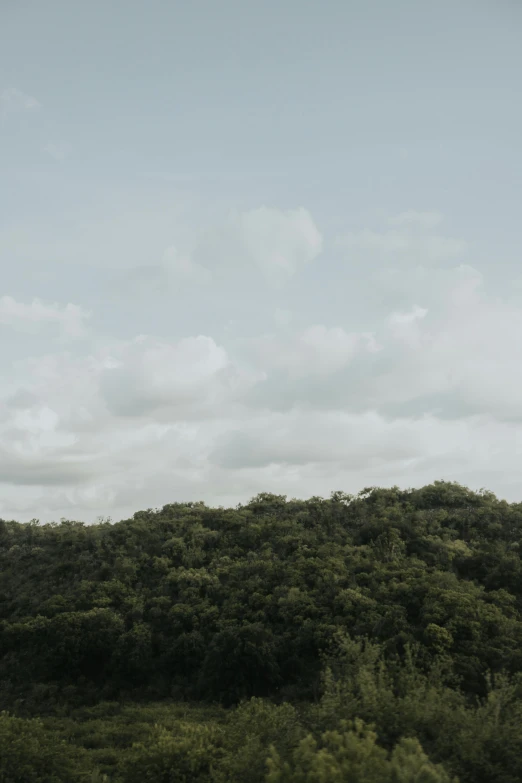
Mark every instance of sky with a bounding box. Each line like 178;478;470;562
1;0;522;524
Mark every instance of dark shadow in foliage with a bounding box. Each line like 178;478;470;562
197;623;282;706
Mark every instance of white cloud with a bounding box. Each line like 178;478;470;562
162;245;212;285
210;409;422;470
0;87;41;116
388;305;428;325
0;327;260;515
237;206;322;286
208;409;519;498
0;296;90;338
193;206;322;287
5;352;110;439
253;325;380;379
98;333;260;419
336;212;467;268
347;264;522;423
387;305;428;349
240;260;522;429
4;208;522;523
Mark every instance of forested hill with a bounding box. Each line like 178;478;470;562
3;480;522;782
2;480;522;709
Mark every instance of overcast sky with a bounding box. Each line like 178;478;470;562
1;0;522;523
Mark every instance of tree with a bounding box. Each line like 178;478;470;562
265;718;456;783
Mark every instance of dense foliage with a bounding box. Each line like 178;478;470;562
3;480;522;781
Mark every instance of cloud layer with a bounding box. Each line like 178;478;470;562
1;209;522;524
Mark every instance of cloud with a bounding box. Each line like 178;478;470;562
388;305;428;325
253;325;381;379
0;396;98;488
335;211;467;268
162;246;212;285
111;207;319;298
209;410;423;470
0;328;261;511
0;450;99;487
99;334;257;419
207;408;515;484
4;352;110;441
345;264;522;425
0;87;41;117
241;261;522;429
4;208;522;523
237;206;322;285
387;305;428;349
193;206;322;287
0;296;90;338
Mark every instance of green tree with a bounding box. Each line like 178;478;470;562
265;718;456;783
221;698;304;782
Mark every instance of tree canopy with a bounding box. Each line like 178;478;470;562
2;480;522;781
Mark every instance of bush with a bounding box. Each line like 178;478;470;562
0;710;88;782
117;720;225;783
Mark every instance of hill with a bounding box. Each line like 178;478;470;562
2;479;522;781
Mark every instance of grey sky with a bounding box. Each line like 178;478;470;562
1;0;522;523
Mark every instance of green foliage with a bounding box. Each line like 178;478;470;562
117;721;225;782
197;623;281;705
265;718;456;783
0;710;88;782
2;480;522;781
220;698;304;782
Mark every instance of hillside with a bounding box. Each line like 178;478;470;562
2;479;522;782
